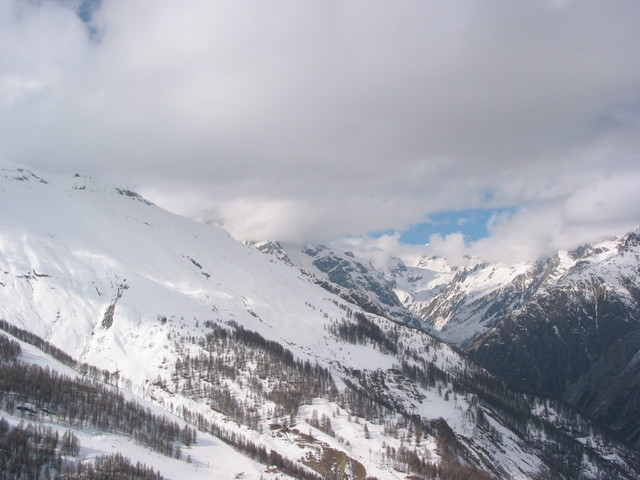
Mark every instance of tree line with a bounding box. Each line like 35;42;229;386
172;320;337;428
0;319;120;385
0;419;166;480
0;335;196;459
327;312;399;354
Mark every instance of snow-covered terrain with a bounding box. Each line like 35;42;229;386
392;235;640;348
1;167;639;479
0;331;272;480
265;228;640;451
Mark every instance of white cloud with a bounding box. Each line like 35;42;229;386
466;171;640;262
426;233;469;266
341;170;640;266
1;0;639;261
338;233;406;272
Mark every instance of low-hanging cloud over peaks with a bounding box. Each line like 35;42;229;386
1;0;639;262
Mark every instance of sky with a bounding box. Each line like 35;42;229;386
1;0;639;264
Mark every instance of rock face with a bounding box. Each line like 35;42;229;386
468;276;638;391
565;329;640;446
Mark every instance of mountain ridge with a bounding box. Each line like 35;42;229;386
261;226;640;451
1;167;639;479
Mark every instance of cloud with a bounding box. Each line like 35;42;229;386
1;0;639;260
425;233;469;266
341;170;640;266
505;172;640;257
420;170;640;264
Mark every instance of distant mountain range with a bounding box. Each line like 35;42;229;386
1;167;639;479
264;228;640;451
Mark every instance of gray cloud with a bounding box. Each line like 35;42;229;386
1;0;639;259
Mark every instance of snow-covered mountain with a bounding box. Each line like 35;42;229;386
394;236;640;348
384;233;640;448
0;327;269;480
266;230;640;450
1;167;640;479
252;241;422;326
464;234;640;447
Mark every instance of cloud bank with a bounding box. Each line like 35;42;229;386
1;0;639;262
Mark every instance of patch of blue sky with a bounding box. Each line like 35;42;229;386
75;0;104;42
76;0;102;22
370;207;515;245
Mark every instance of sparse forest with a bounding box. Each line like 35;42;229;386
0;359;195;458
0;419;166;480
0;330;191;478
2;305;639;480
171;320;337;428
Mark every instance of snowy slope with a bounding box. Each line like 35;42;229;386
0;169;344;379
465;233;640;446
1;167;639;479
253;241;421;326
315;229;640;449
340;232;640;448
391;233;640;348
0;329;275;480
